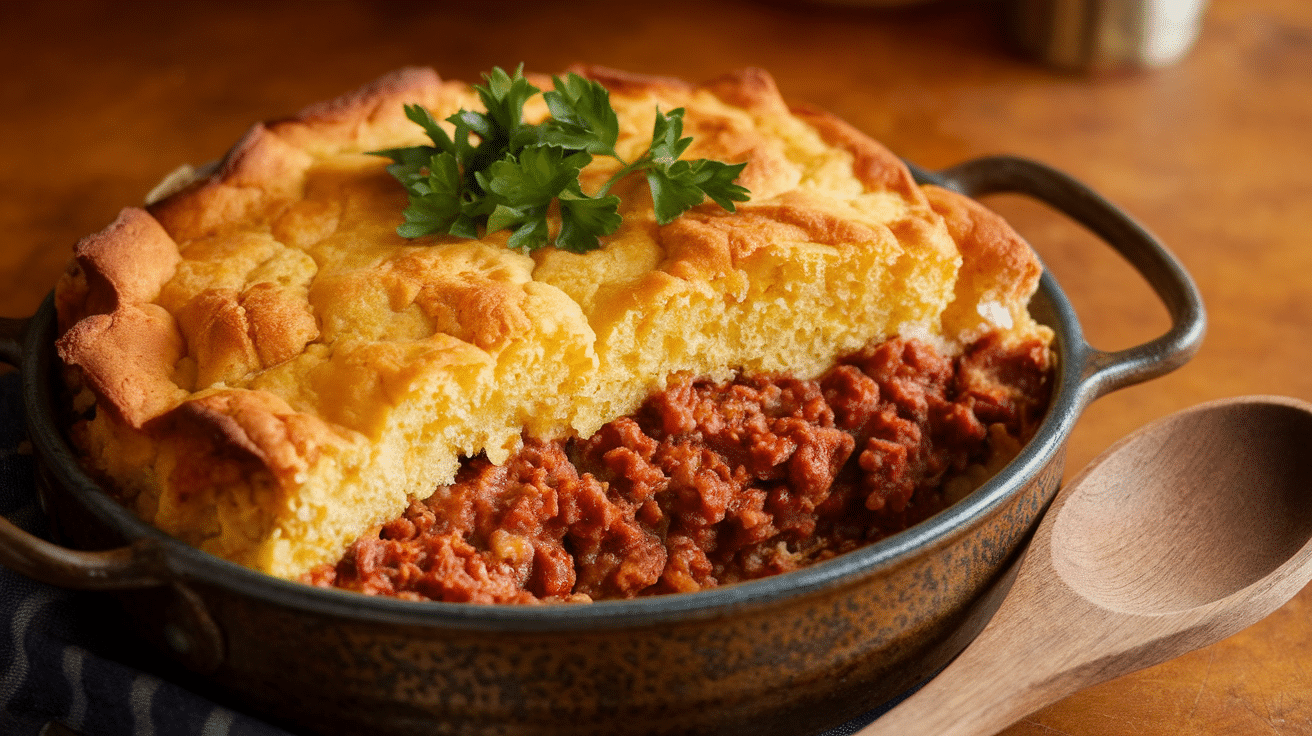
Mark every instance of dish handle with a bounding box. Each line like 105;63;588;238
925;155;1206;410
0;316;25;368
0;314;170;590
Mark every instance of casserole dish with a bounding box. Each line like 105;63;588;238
0;155;1204;736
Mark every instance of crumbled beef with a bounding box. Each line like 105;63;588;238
306;334;1051;603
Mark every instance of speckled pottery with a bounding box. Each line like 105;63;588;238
1;157;1204;736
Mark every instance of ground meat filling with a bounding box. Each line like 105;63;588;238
306;334;1051;603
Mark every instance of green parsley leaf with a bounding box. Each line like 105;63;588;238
471;65;541;154
394;153;463;238
487;203;549;250
477;146;596;249
404;104;457;156
640;108;751;224
647;161;710;226
371;66;751;252
539;74;620;157
692;159;752;211
479;146;591;209
557;191;623;253
647;107;694;167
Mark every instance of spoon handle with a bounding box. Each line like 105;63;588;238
854;573;1099;736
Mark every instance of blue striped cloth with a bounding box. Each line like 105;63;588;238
0;370;895;735
0;372;291;736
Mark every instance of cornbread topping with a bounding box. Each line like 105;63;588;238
54;66;1053;592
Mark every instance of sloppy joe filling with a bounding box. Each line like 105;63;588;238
305;334;1051;603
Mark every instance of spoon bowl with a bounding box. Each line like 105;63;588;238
860;395;1312;736
1053;398;1312;615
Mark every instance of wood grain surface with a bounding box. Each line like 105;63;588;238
2;1;1310;733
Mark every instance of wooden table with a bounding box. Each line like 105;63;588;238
3;1;1310;733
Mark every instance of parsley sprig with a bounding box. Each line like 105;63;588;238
371;66;751;253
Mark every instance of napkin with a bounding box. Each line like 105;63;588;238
0;371;293;736
0;371;888;736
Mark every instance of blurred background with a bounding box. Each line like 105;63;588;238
2;1;1310;733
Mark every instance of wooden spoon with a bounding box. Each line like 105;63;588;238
858;395;1312;736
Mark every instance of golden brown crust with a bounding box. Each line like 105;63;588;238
287;66;444;132
55;66;1050;578
238;282;320;367
167;389;330;483
56;304;187;428
703;67;787;112
569;64;697;95
925;184;1041;293
789;103;925;205
924;184;1049;345
55;207;182;332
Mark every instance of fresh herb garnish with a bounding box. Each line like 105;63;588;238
371;66;751;253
